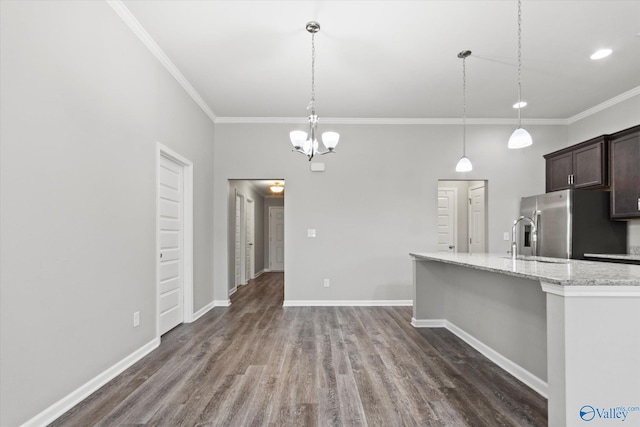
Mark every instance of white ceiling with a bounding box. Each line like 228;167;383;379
121;0;640;121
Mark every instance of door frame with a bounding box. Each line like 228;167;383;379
156;143;194;339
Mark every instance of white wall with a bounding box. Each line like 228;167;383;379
213;123;566;303
0;2;215;425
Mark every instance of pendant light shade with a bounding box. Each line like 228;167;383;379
455;156;473;172
508;127;533;149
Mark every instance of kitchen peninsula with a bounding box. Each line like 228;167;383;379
410;252;640;427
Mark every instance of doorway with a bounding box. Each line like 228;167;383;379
437;180;488;253
228;180;284;296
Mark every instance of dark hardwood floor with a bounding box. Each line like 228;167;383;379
51;272;547;426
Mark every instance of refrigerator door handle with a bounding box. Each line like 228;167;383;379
534;211;541;256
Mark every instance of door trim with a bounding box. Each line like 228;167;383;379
156;143;194;340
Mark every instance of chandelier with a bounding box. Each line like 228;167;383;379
269;182;284;194
290;21;340;161
455;50;473;172
508;0;533;149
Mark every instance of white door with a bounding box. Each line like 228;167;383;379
468;185;486;253
158;155;184;335
234;193;244;287
269;206;285;271
246;198;255;281
437;188;457;252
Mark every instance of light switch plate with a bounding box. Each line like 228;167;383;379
503;232;510;241
307;229;316;238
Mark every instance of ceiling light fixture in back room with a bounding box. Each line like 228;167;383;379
455;50;473;173
508;0;533;149
270;182;284;193
290;21;340;161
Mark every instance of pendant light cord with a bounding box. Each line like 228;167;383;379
517;0;523;128
462;55;467;156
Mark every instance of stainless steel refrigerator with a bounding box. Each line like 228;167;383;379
518;189;627;259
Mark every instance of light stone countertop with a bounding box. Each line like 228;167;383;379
410;252;640;286
584;253;640;262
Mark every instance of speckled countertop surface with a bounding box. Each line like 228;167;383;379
410;252;640;286
584;253;640;262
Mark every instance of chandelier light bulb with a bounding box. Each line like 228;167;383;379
322;131;340;150
290;131;307;149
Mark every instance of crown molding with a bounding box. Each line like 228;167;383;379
567;86;640;124
106;0;217;124
107;0;636;129
214;117;567;125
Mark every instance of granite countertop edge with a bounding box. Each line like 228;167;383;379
584;253;640;261
410;252;640;287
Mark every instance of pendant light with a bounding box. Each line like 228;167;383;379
508;0;533;149
290;21;340;161
456;50;473;172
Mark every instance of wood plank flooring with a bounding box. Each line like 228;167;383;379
51;273;547;426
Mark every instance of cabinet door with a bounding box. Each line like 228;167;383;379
573;140;605;189
610;131;640;219
546;152;573;192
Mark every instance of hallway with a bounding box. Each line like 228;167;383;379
52;273;546;426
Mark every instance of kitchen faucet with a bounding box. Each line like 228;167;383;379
511;216;537;259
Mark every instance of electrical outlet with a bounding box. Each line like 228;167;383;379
323;279;330;287
503;232;510;241
133;311;140;327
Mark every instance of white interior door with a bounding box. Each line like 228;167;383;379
234;193;244;287
468;184;486;253
246;198;255;281
269;206;284;271
158;155;184;335
437;188;457;252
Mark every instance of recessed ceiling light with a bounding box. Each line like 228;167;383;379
590;48;612;60
513;101;527;109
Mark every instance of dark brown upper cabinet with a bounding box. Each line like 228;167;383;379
544;136;608;193
610;125;640;219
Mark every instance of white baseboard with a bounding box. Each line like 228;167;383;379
213;299;231;307
411;318;446;327
21;338;160;427
412;318;548;398
263;268;272;272
253;269;265;279
192;301;215;322
283;300;413;307
228;286;237;296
